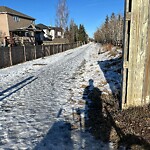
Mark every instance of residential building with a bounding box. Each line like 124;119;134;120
0;6;36;46
0;6;65;46
35;23;52;41
49;26;64;40
35;25;65;44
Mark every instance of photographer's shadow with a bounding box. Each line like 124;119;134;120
82;80;150;149
83;79;112;142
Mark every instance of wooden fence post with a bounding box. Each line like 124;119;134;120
34;45;36;59
9;46;12;66
122;0;150;108
57;44;59;53
61;44;63;52
42;44;44;58
53;44;55;54
23;45;26;62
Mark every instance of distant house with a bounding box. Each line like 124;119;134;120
35;24;65;44
49;26;64;40
35;23;52;42
0;6;36;46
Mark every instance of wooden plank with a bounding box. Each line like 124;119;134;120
126;0;149;106
136;0;149;105
142;0;150;104
126;0;130;12
122;0;129;105
122;68;128;105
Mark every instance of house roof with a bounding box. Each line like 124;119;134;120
10;24;37;32
0;6;35;20
36;24;49;30
49;26;63;31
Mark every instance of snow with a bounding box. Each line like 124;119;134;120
0;43;121;149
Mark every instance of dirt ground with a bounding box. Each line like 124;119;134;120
84;44;150;150
83;84;150;150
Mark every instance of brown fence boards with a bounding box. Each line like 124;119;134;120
25;46;36;61
0;47;11;68
0;42;82;69
11;46;24;65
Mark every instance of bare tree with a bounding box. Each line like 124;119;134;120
116;14;124;45
94;13;124;46
55;0;69;31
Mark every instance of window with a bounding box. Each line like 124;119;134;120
31;20;35;24
13;16;20;22
57;31;61;36
25;32;29;37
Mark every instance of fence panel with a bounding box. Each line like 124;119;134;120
0;47;11;68
25;46;36;61
0;42;84;69
36;45;43;58
44;45;51;56
66;44;69;50
53;45;58;54
58;44;62;53
50;45;53;55
11;46;24;65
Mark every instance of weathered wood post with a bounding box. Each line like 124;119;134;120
42;44;44;58
122;0;150;108
9;46;12;66
23;45;26;62
53;44;55;54
34;45;36;59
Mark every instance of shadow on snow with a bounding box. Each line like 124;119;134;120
33;121;73;150
0;76;38;101
34;79;150;149
97;57;122;109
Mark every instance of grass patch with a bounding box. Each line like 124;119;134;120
101;80;107;85
103;43;113;51
80;84;87;88
108;50;118;57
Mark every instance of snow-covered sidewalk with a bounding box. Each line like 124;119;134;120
0;43;122;149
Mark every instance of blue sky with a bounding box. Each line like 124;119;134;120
1;0;124;37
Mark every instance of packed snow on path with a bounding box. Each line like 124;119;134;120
0;43;122;150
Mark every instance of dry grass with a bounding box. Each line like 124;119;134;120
103;43;113;51
80;84;87;88
78;100;85;105
108;50;118;57
101;44;120;57
101;80;107;86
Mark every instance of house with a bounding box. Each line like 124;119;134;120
35;23;52;42
49;26;64;40
35;24;65;44
0;6;36;46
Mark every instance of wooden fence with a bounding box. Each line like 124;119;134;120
0;42;83;69
122;0;150;108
